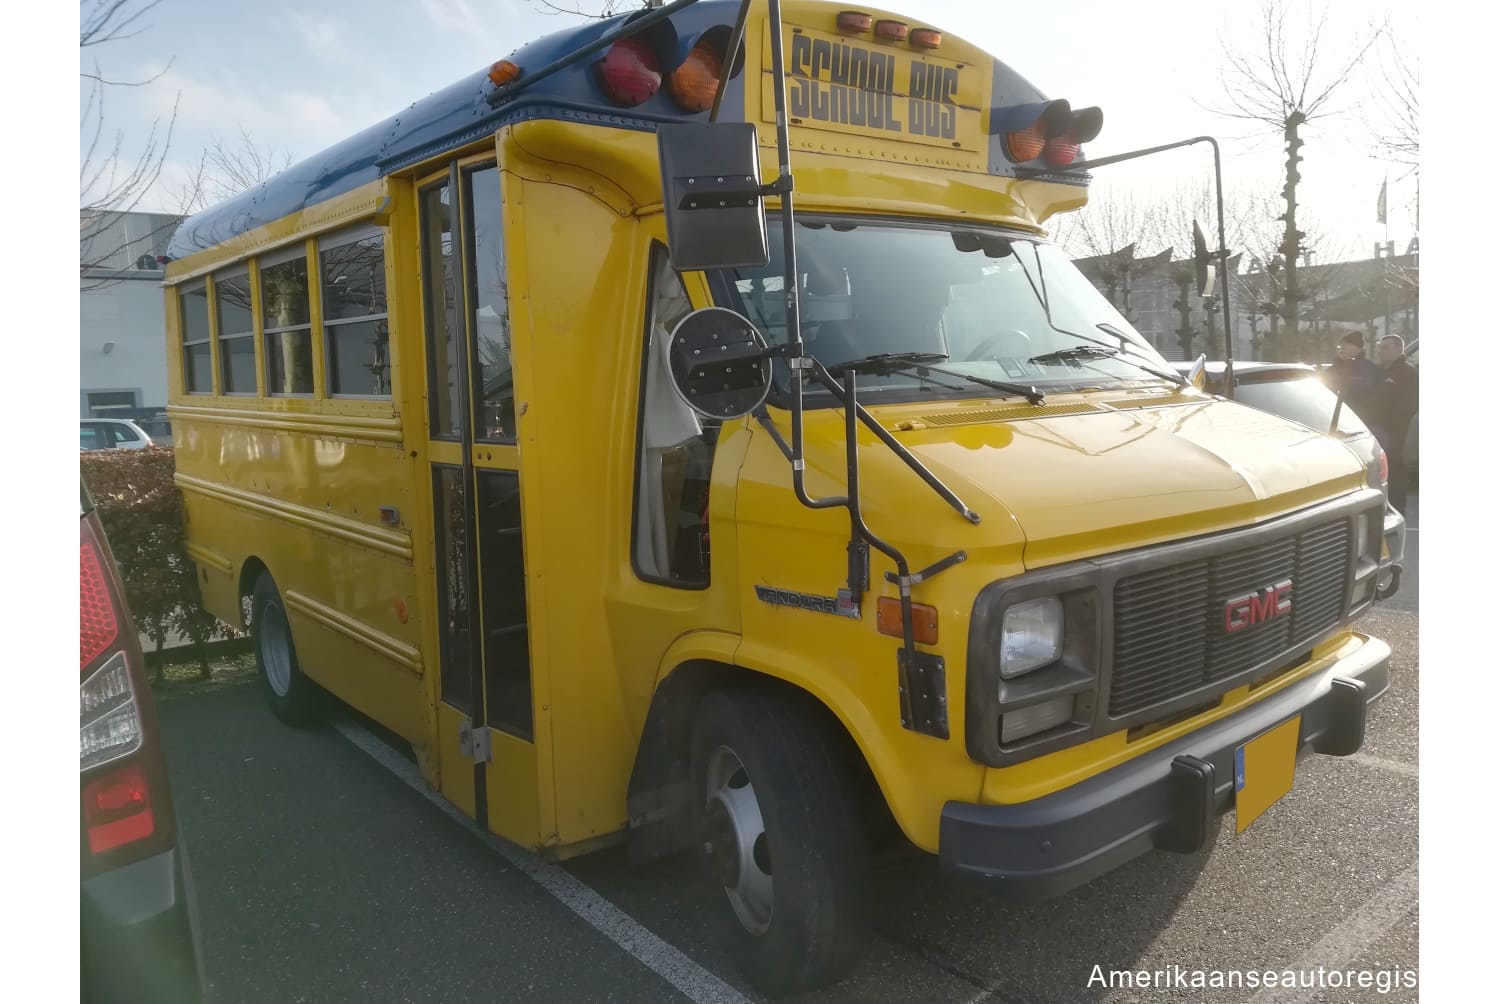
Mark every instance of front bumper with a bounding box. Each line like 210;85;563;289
939;633;1390;899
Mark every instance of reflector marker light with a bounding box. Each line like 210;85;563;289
909;28;942;49
837;11;873;34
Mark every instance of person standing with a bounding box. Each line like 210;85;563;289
1325;332;1380;426
1371;334;1419;514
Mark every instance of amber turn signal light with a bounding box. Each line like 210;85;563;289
877;596;938;645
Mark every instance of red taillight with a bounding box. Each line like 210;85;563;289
81;524;119;670
1044;133;1081;166
598;37;661;106
1379;448;1389;485
83;762;156;854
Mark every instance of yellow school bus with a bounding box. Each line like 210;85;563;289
162;0;1391;992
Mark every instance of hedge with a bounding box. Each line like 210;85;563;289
80;448;233;680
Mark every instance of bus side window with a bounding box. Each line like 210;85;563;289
634;248;718;588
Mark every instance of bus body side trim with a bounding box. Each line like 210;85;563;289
183;543;232;577
174;474;413;561
167;406;404;444
284;589;424;675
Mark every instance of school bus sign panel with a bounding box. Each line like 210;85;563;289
762;23;984;154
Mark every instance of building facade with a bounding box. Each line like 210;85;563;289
80;210;181;418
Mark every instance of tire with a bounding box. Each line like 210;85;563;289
251;574;324;725
691;687;871;995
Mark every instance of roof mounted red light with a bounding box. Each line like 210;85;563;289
874;20;909;43
597;37;661;107
909;28;942;49
837;11;873;34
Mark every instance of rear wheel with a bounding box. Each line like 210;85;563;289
691;687;871;995
251;574;324;725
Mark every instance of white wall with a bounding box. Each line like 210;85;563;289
80;274;169;417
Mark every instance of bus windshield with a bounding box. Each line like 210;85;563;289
715;217;1174;401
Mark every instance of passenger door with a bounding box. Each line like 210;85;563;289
418;157;538;843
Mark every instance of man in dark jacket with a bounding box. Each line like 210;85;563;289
1325;331;1381;426
1372;334;1419;514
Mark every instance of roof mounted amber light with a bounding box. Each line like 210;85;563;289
909;28;942;49
837;11;873;34
488;60;523;87
874;19;909;43
669;37;724;113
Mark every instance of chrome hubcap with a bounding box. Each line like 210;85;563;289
260;602;292;697
704;746;773;935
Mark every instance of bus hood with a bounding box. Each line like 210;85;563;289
892;397;1367;568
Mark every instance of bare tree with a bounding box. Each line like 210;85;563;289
1202;0;1381;349
176;128;295;214
1365;19;1418;179
80;0;192;285
532;0;636;18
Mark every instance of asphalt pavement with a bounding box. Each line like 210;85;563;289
158;522;1420;1004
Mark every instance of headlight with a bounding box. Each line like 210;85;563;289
1000;597;1063;680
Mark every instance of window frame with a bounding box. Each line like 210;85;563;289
630;242;715;591
319;223;392;400
213;266;257;396
421;177;464;441
179;280;214;395
459;162;515;446
259;243;315;397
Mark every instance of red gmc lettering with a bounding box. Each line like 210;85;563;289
1223;580;1293;633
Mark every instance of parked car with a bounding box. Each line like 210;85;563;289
134;415;175;447
1178;360;1405;599
81;481;204;1002
81;418;157;452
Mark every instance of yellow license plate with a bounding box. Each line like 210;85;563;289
1234;716;1302;833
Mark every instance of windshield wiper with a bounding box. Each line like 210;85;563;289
834;352;1046;405
1029;344;1186;385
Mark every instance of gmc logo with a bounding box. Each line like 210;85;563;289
1223;579;1293;633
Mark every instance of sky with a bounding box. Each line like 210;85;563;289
80;0;1418;265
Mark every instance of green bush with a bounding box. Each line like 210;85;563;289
81;448;233;681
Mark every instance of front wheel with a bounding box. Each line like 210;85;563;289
691;688;871;995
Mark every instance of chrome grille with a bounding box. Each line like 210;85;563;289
1108;520;1352;719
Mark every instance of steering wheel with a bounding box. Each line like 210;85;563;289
964;330;1030;363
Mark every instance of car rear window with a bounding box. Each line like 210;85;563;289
113;423;141;443
1235;376;1369;437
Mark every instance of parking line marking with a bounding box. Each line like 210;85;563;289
332;718;752;1004
1345;753;1419;779
1246;863;1418;1004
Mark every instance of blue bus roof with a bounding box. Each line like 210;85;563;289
167;1;1048;260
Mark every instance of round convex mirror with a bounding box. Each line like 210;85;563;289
667;307;773;420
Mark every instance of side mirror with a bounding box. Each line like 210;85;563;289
1192;220;1214;299
667;307;773;420
658;122;770;271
